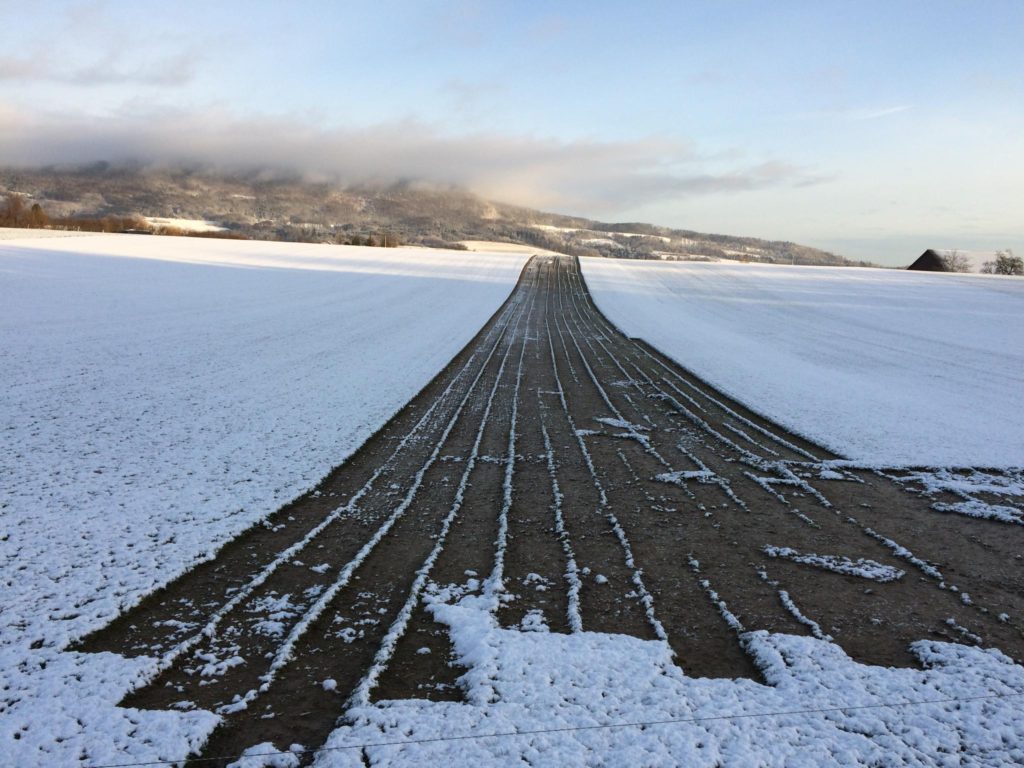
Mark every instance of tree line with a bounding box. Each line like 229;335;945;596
943;248;1023;276
0;194;247;239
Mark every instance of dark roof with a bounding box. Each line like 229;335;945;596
907;249;947;271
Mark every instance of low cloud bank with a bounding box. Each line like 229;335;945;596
0;108;829;212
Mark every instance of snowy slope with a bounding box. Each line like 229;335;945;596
0;235;526;651
580;258;1024;467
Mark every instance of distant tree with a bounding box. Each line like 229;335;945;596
941;249;971;273
1;193;26;226
995;249;1023;275
28;203;49;228
982;249;1023;276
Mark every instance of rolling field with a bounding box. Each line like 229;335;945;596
2;239;1023;766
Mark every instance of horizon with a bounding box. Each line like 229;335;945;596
2;1;1022;266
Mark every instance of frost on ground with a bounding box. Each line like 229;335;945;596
312;586;1024;767
0;235;526;765
580;258;1024;467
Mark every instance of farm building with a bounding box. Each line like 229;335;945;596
907;249;947;271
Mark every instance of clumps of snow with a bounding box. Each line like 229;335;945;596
519;610;550;633
197;649;246;677
248;593;299;638
313;584;1024;767
687;556;745;633
945;619;983;645
335;627;361;644
540;421;583;633
594;416;650;432
522;573;551;592
932;500;1024;524
227;742;303;768
891;468;1024;524
322;678;338;691
861;527;945;581
594;574;608;585
763;546;905;583
900;468;1024;498
655;469;716;485
757;567;832;641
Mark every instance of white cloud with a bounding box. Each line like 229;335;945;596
846;105;913;121
0;108;830;212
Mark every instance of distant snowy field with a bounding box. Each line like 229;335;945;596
0;225;104;240
0;235;526;652
581;259;1024;467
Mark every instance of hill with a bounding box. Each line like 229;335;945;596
0;165;866;266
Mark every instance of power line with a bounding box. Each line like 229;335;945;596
84;689;1023;768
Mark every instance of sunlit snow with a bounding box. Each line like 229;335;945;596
580;258;1024;467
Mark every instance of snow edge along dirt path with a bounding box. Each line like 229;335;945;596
578;257;1024;468
0;238;531;766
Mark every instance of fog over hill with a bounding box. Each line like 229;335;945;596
0;165;868;266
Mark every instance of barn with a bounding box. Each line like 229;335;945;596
907;249;947;271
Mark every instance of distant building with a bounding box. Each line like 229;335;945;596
907;249;947;271
908;249;1004;273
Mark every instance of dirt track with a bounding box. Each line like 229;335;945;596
77;255;1024;764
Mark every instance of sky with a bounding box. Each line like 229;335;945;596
1;1;1022;264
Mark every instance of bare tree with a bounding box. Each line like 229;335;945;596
941;249;971;273
1;193;26;226
28;203;49;228
982;249;1023;276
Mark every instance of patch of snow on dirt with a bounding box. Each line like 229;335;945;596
310;586;1024;767
580;258;1024;467
763;546;905;583
892;468;1024;524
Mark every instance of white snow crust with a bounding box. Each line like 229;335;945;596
310;587;1024;767
579;258;1024;467
0;235;527;765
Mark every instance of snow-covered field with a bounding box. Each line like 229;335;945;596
4;241;1024;766
0;234;527;763
0;226;104;240
581;258;1024;467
